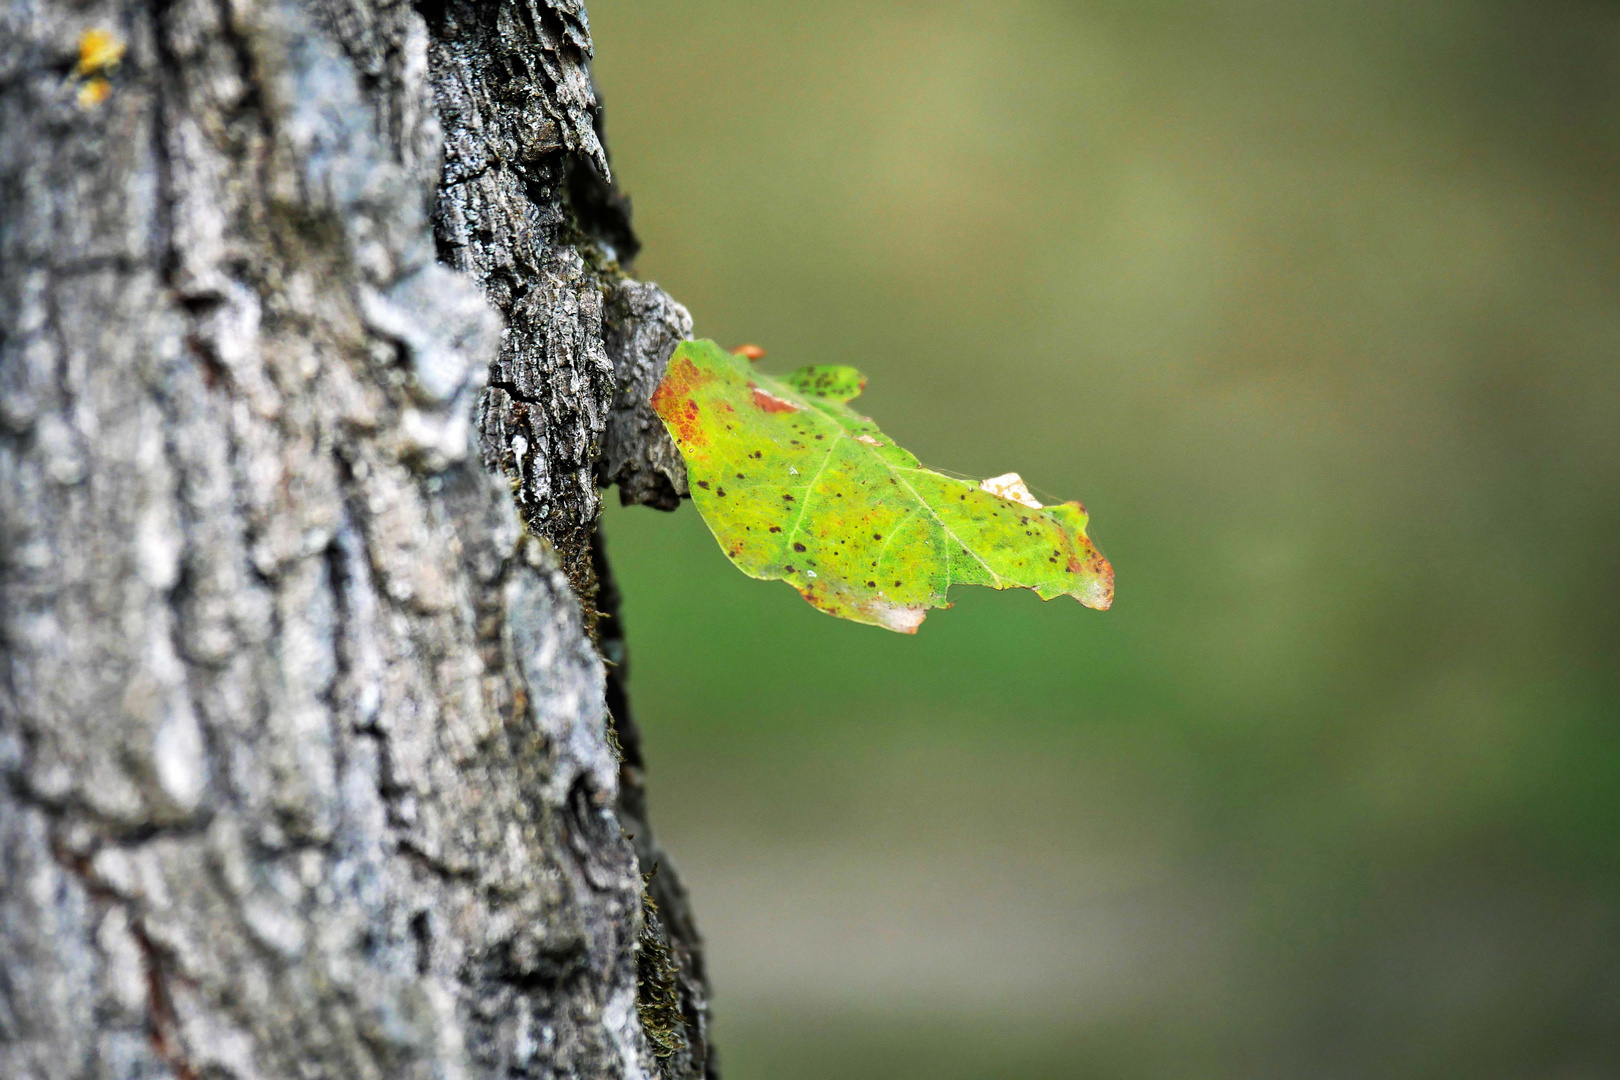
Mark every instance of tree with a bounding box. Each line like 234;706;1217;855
0;0;713;1075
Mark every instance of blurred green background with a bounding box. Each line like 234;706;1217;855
586;1;1620;1076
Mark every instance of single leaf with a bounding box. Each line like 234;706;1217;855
651;339;1114;633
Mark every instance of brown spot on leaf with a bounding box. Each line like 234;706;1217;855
750;385;800;413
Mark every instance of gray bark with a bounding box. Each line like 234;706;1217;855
0;0;710;1076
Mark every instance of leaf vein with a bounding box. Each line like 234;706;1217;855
826;415;1003;586
784;428;841;555
886;467;1002;586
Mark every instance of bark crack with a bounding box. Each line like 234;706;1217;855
132;918;200;1080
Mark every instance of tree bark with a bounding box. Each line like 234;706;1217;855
0;0;710;1076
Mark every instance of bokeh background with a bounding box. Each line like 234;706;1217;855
586;1;1620;1076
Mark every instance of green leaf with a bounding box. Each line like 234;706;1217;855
651;339;1114;633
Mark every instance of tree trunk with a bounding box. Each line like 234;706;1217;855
0;0;712;1076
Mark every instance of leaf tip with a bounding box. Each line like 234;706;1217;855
1081;551;1115;610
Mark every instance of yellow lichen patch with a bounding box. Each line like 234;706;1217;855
74;28;125;78
71;29;124;109
76;77;112;108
